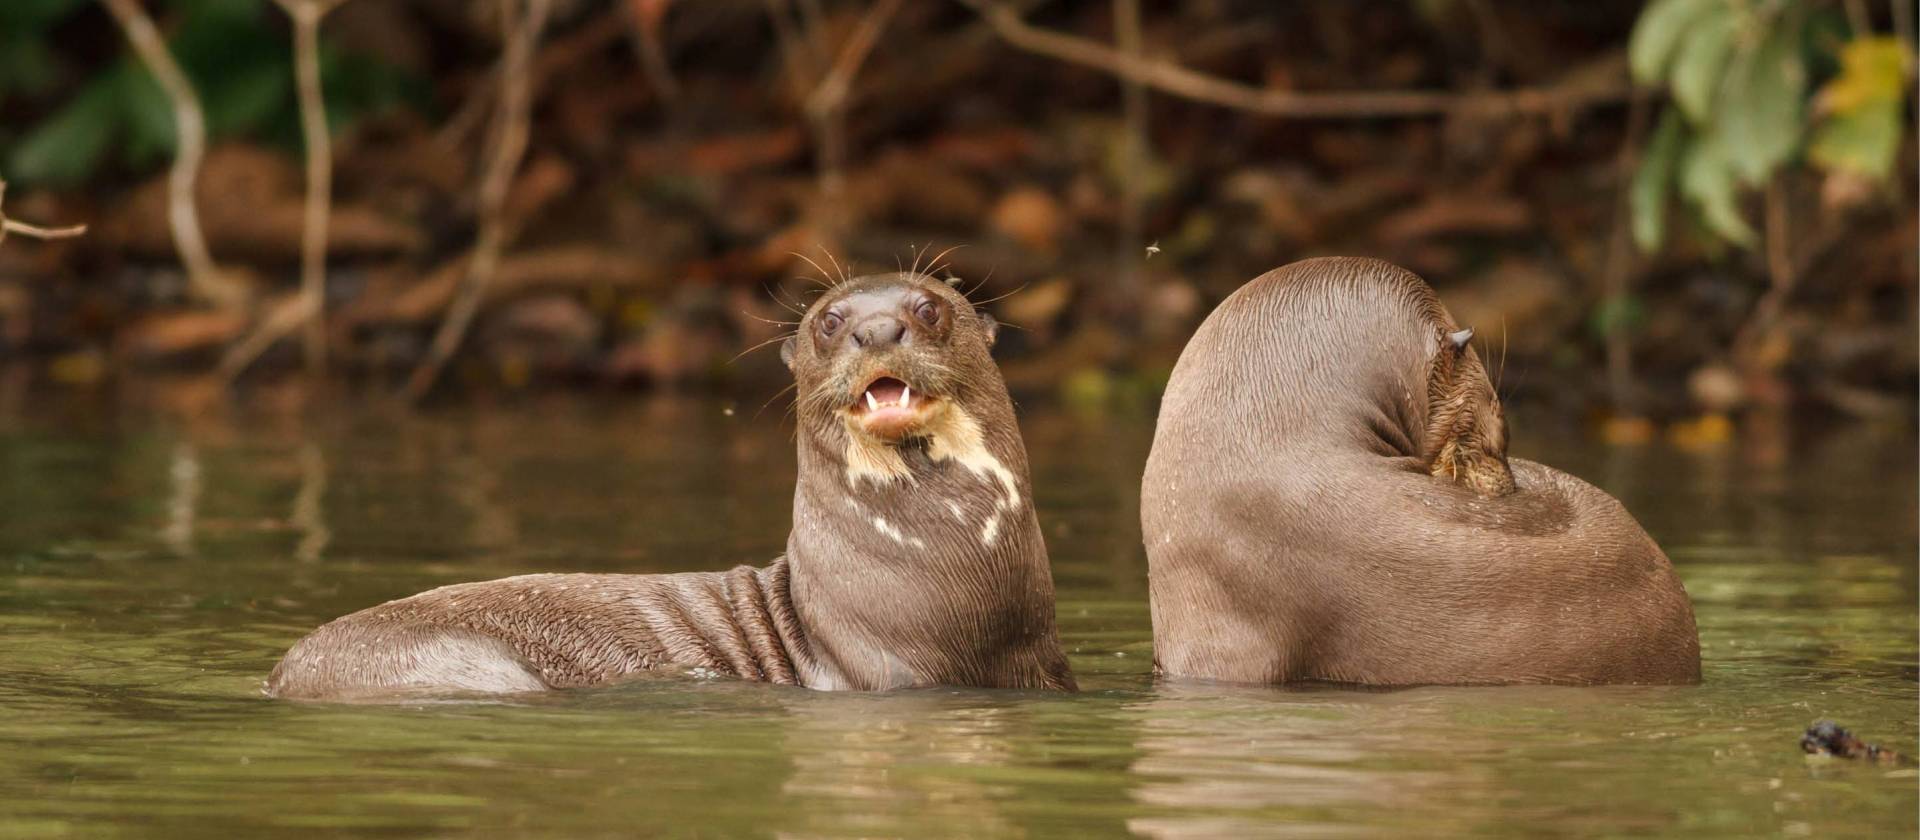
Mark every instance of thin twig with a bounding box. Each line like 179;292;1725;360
1600;93;1650;413
1843;0;1870;36
795;0;829;57
1757;175;1796;327
803;0;902;228
216;0;344;385
1734;174;1796;377
280;0;345;375
405;0;552;402
0;181;87;244
957;0;1631;119
623;0;681;107
99;0;247;309
216;292;316;383
1113;0;1146;304
765;0;819;104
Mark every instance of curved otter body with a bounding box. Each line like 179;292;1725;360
269;272;1075;699
1141;257;1699;686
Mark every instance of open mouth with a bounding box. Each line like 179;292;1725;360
850;375;938;440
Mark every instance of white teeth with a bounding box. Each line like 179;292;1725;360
865;391;878;411
901;384;911;406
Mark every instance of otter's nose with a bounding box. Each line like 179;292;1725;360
851;317;907;349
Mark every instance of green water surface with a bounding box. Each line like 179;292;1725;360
0;398;1913;837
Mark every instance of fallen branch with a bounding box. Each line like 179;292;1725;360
956;0;1631;119
347;246;670;327
0;180;87;245
99;0;247;308
405;0;552;402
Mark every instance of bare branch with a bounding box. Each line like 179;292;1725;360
623;0;681;107
1112;0;1145;300
212;0;346;385
1600;94;1651;413
0;180;88;245
215;292;318;383
956;0;1630;119
281;0;343;374
99;0;248;308
804;0;902;121
802;0;902;230
0;219;89;242
405;0;553;402
1893;0;1915;54
765;0;820;105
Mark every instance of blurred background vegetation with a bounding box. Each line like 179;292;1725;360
0;0;1912;435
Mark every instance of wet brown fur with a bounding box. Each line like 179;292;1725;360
267;272;1074;699
1140;257;1700;686
1424;326;1516;497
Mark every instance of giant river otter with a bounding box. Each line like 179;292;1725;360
268;272;1076;699
1141;257;1700;686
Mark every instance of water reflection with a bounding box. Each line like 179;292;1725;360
162;440;202;556
0;397;1912;837
292;441;329;563
778;693;1025;837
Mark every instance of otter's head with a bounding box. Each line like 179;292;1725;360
1423;327;1515;497
782;272;1001;451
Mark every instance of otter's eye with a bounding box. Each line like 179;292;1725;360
913;299;940;326
818;311;845;336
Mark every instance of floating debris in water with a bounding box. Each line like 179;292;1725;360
1801;720;1911;765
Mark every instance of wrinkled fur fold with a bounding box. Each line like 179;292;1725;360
269;563;805;698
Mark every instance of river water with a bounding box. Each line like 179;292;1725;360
0;397;1913;837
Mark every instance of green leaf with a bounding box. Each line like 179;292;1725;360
1677;131;1756;246
1632;110;1688;252
1808;95;1903;179
6;77;120;186
202;61;291;136
1717;8;1808;185
117;63;177;168
0;35;59;98
1671;8;1737;123
1630;0;1718;85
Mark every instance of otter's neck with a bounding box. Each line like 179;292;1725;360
1420;333;1515;497
782;397;1074;692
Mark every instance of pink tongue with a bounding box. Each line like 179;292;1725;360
865;378;907;405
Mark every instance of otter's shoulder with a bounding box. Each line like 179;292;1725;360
1222;257;1441;318
1198;258;1443;345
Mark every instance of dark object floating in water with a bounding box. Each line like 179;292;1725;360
1801;720;1911;765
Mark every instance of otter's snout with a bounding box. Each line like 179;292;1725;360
851;316;908;349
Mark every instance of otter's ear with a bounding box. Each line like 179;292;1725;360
1447;327;1474;350
977;311;999;347
779;335;796;370
944;275;963;288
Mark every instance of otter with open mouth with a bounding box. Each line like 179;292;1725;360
265;271;1075;699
